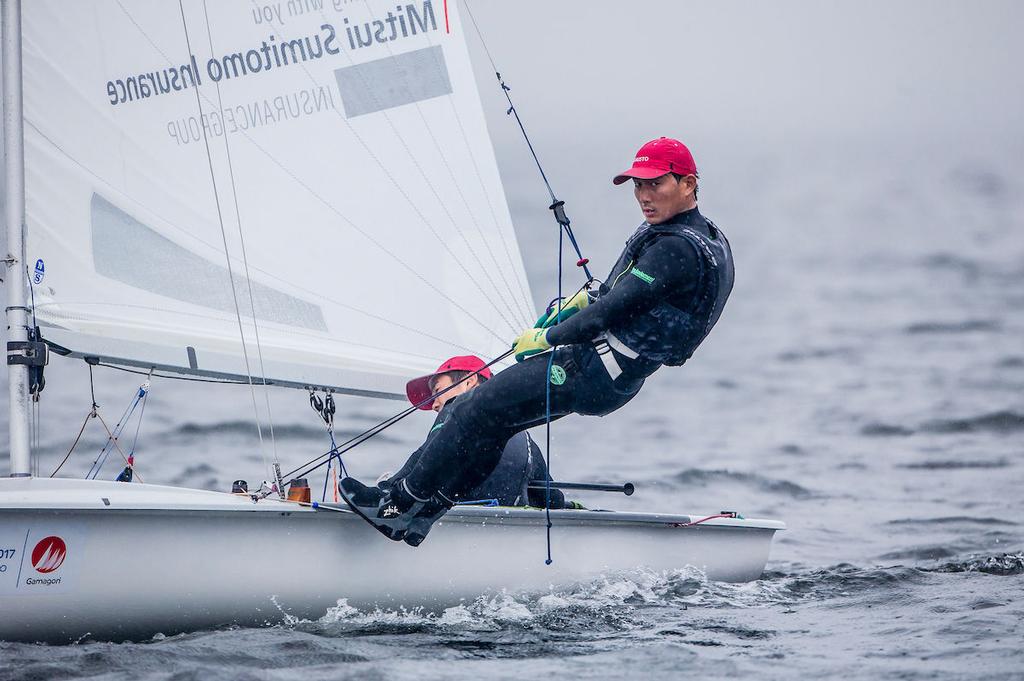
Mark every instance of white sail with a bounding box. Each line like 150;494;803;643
20;0;533;398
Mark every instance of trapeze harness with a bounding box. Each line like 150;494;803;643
551;207;734;381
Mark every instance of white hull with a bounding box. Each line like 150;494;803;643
0;479;783;643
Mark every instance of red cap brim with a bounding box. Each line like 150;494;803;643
612;167;673;185
405;374;435;410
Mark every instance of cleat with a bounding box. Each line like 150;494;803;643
339;477;423;542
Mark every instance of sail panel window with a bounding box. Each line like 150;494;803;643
334;45;452;118
90;193;327;331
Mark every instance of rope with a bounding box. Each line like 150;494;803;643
86;388;146;481
464;1;593;284
84;388;137;479
93;362;251;385
466;2;596;563
126;374;151;460
309;391;347;502
201;0;282;474
49;412;91;478
678;513;741;527
178;0;274;488
282;349;514;485
543;217;566;566
51;364;101;477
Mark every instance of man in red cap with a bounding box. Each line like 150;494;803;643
350;355;564;543
342;137;733;546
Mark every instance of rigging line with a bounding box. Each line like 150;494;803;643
111;3;507;345
127;375;151;458
49;412;92;478
87;395;143;480
463;1;592;283
94;362;249;385
543;218;566;566
85;388;136;479
89;364;98;408
414;18;533;325
92;411;142;482
353;0;530;330
31;400;39;478
177;0;272;482
283;348;515;482
201;0;280;469
462;1;499;74
463;0;554;197
255;3;522;336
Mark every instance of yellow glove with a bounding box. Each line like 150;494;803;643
512;327;551;362
534;288;592;329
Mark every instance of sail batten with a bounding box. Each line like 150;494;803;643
23;0;532;398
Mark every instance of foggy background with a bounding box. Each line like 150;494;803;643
466;0;1023;278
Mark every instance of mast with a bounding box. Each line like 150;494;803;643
2;0;32;478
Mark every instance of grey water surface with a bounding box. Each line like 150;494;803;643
3;2;1024;679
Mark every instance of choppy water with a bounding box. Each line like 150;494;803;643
2;144;1023;679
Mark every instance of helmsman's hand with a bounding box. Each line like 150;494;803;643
512;327;551;362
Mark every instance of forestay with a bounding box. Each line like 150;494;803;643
21;0;532;398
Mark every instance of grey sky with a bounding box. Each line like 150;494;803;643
468;1;1022;146
462;1;1023;286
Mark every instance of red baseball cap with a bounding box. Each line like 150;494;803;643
613;137;697;185
405;355;493;409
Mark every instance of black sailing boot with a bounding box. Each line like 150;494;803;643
339;477;425;542
403;490;455;547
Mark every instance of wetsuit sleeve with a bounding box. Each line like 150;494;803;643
545;235;700;346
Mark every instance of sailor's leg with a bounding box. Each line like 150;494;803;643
403;346;582;499
444;344;646;486
363;345;645;545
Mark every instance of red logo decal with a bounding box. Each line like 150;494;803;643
31;536;67;573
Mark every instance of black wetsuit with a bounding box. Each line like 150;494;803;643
403;207;731;499
387;404;564;507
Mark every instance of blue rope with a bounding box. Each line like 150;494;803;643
127;385;149;458
87;386;146;480
321;430;348;502
544;223;565;566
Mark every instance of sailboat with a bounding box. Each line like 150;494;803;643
0;0;783;643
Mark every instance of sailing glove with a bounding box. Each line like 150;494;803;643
534;288;592;329
512;327;551;362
